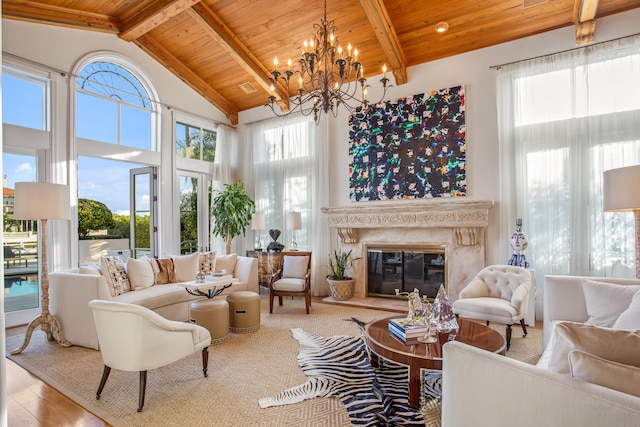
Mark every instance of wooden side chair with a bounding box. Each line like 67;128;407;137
269;251;312;314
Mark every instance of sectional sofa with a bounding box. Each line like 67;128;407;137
49;252;258;350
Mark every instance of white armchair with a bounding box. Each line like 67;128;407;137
452;265;531;350
89;299;211;412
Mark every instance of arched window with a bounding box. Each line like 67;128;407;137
75;59;158;150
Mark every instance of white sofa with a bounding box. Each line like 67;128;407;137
50;255;258;350
441;274;640;426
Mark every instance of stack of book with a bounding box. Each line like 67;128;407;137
388;318;429;341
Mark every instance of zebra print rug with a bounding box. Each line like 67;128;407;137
259;327;425;426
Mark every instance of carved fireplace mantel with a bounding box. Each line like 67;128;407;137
321;199;494;301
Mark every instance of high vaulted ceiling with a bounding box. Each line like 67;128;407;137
4;0;640;124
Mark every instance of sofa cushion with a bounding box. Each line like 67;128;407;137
569;350;640;398
171;252;200;282
215;253;238;274
613;290;640;330
199;251;216;275
113;283;199;310
99;256;130;296
582;280;640;327
127;256;155;291
546;321;640;374
282;255;309;278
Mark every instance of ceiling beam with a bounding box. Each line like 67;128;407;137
1;0;119;33
572;0;600;44
119;0;203;42
358;0;408;85
135;34;239;125
188;3;289;112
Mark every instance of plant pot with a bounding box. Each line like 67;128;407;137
327;278;354;301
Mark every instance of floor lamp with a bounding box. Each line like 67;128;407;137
286;211;302;251
603;165;640;279
11;182;72;355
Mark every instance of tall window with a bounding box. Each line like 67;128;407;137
497;35;640;283
251;115;314;252
75;58;160;261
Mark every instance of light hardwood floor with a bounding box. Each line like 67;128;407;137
5;326;110;427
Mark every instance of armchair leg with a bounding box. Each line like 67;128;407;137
202;347;209;377
269;292;274;313
506;324;512;350
138;371;147;412
278;296;283;306
520;318;528;336
305;294;310;314
96;365;111;400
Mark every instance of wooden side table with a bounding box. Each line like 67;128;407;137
246;251;280;287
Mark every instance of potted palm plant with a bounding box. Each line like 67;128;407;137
326;249;361;301
211;180;255;254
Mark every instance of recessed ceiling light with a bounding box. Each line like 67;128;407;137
435;22;449;33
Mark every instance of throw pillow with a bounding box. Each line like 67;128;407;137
155;258;176;284
581;280;640;327
613;290;640;330
546;321;640;374
127;256;155;291
79;264;101;275
282;255;309;278
569;350;640;398
215;253;238;274
99;256;131;297
171;252;200;282
199;251;216;275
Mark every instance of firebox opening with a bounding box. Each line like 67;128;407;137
365;243;448;300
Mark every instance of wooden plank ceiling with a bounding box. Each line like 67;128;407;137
4;0;640;124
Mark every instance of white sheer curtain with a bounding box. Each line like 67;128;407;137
497;35;640;287
247;113;331;296
210;124;237;254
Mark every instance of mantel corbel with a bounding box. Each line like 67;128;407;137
337;227;358;244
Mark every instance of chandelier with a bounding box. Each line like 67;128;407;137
266;0;391;124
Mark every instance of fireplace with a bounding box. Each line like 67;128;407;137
366;244;447;300
321;199;494;303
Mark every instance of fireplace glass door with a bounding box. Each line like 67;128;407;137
367;248;446;299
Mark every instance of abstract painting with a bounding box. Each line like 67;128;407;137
348;85;466;201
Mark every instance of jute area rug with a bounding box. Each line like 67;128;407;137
6;296;543;427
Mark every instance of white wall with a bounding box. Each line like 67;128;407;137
239;8;640;266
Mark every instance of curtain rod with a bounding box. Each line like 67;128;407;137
489;32;640;70
2;51;235;128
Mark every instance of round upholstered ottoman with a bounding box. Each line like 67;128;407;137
226;291;261;333
189;299;230;345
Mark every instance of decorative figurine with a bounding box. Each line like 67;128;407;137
508;218;529;268
266;229;285;252
433;284;459;333
195;270;206;284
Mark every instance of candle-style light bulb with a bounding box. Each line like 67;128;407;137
298;76;303;89
354;48;358;62
363;88;367;101
382;64;387;78
274;57;278;68
304;40;308;53
287;59;292;71
347;43;352;57
270;84;275;96
338;45;343;59
330;33;335;46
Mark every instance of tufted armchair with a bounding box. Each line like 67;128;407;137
452;265;531;350
89;299;211;412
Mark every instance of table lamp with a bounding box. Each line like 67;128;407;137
251;213;265;250
286;211;302;251
603;165;640;278
11;182;72;355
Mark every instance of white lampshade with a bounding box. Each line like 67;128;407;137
603;165;640;212
251;213;265;230
13;182;71;220
286;211;302;230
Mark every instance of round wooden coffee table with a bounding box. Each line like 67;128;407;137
365;317;506;409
